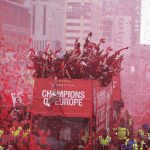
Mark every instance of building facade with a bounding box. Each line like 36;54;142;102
0;0;31;59
31;0;65;52
65;0;103;51
113;16;131;51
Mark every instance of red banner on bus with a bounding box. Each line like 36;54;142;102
33;78;93;118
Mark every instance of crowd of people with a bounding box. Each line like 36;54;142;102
0;50;33;96
0;95;31;150
1;102;150;150
27;32;128;86
0;28;33;103
97;120;150;150
0;28;33;149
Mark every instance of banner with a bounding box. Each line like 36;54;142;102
33;78;93;118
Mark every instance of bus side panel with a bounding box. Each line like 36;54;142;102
95;81;113;135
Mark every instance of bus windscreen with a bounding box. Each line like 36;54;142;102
30;115;90;150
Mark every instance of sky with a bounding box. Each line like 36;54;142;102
140;0;150;45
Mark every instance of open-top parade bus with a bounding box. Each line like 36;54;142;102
30;77;116;150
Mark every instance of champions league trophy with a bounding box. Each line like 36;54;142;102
48;90;59;104
48;77;59;104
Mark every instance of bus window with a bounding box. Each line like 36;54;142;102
31;115;90;150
